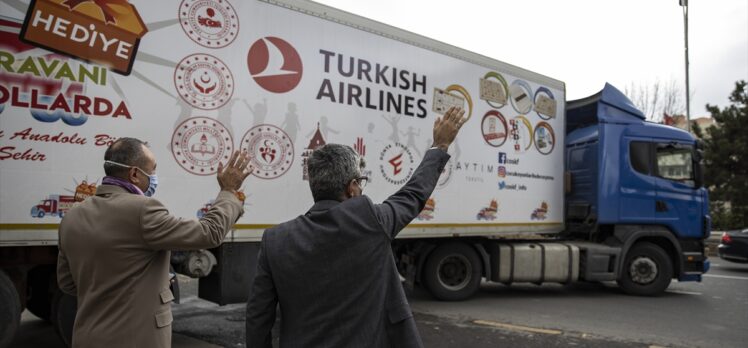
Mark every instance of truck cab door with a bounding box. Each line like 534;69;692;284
619;139;656;222
653;142;703;238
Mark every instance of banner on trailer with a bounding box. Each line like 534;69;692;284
0;0;564;227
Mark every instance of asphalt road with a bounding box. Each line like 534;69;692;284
408;261;748;348
12;260;748;347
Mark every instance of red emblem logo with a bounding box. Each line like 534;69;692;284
389;153;403;176
241;124;294;179
179;0;239;48
353;137;366;157
174;53;234;110
247;37;303;93
378;143;414;186
171;117;233;175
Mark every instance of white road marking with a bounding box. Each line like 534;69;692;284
473;320;563;335
703;274;748;281
666;289;703;295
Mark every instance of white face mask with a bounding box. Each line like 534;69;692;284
105;160;158;197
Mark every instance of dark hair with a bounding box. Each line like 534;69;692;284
103;138;148;177
307;144;363;201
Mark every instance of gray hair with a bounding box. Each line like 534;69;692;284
103;137;148;177
308;144;364;201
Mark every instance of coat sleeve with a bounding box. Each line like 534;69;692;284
245;234;277;348
56;245;76;296
372;148;450;239
141;190;243;250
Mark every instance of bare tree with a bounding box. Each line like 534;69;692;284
624;78;685;123
660;79;684;117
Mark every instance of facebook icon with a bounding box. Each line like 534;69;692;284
498;152;507;164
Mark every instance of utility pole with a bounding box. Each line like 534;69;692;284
680;0;691;131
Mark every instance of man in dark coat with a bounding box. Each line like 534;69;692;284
246;107;467;347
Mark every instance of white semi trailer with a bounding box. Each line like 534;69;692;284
0;1;709;346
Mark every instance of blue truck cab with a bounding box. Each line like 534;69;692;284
565;83;710;295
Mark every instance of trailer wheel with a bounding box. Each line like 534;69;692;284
0;270;21;348
51;290;76;347
423;243;482;301
617;242;673;296
26;266;55;322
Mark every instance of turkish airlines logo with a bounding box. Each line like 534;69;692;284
247;37;302;93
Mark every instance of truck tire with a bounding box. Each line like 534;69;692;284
26;266;55;321
617;242;673;296
51;290;76;348
423;242;482;301
0;270;21;348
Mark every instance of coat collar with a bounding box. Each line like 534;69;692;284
308;200;340;213
95;184;129;196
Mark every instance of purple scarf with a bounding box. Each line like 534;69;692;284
102;176;144;196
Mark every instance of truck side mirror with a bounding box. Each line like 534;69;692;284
694;162;703;188
693;146;704;188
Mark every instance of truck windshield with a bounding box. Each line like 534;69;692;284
656;144;695;187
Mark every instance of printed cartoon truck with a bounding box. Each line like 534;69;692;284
29;195;76;218
0;0;709;346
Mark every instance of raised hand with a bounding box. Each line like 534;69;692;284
217;150;252;193
431;107;467;151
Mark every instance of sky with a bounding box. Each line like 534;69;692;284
315;0;748;117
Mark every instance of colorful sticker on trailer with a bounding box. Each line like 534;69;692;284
480;71;509;108
1;19;133;127
417;197;435;221
19;0;148;75
531;201;549;220
476;199;498;221
510;116;533;153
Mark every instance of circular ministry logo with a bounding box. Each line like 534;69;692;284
174;53;234;110
379;143;415;186
172;117;233;176
247;37;303;93
179;0;239;48
241;124;294;179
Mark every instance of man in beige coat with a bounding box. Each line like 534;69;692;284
57;137;251;348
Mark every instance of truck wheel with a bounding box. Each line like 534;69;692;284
37;211;45;218
0;270;21;348
51;290;76;348
423;243;482;301
617;242;673;296
26;266;55;321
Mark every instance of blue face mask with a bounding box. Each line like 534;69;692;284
135;167;158;197
105;160;158;197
